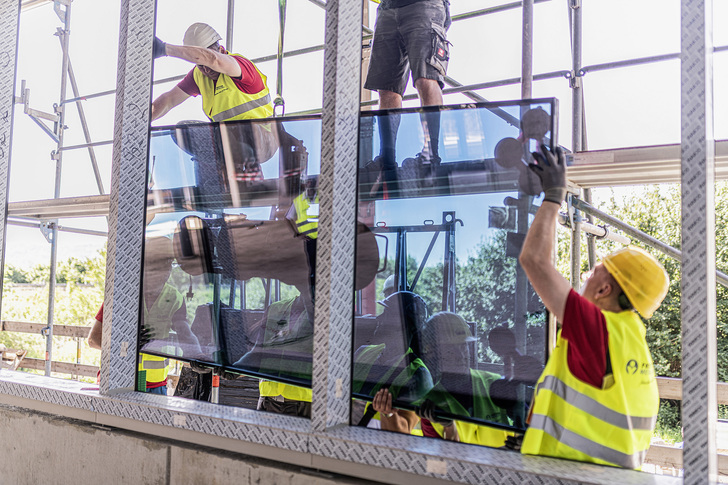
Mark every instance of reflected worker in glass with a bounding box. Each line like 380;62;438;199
415;312;511;447
89;236;200;394
364;0;451;197
518;146;669;468
352;291;433;434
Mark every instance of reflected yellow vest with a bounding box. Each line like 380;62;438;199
292;193;318;239
138;284;184;383
258;298;312;402
521;310;658;469
193;53;273;122
426;369;512;447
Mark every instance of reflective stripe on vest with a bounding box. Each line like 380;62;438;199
536;375;656;431
529;413;646;469
292;193;318;239
193;53;273;122
521;309;658;468
211;94;272;122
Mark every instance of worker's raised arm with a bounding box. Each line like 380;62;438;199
151;86;190;121
87;317;102;350
163;43;242;79
518;146;571;323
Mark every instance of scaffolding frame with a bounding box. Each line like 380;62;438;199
0;0;720;483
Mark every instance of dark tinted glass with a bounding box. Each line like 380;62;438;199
352;99;556;439
141;117;320;390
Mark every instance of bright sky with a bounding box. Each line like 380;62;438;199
5;0;727;269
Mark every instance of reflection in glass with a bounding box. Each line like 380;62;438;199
141;117;322;409
352;99;557;445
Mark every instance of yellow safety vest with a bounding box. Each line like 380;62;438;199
193;53;274;122
424;369;512;447
292;193;318;239
521;310;658;469
138;284;184;384
258;297;313;402
259;381;312;402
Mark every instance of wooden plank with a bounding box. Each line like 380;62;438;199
656;376;728;405
1;320;92;338
19;358;98;378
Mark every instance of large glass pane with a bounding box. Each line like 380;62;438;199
352;99;556;444
140;116;321;397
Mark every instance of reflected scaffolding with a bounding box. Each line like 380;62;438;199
352;98;557;445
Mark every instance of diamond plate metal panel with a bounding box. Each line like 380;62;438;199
0;0;20;327
308;429;657;485
102;0;156;393
312;0;362;431
680;0;716;483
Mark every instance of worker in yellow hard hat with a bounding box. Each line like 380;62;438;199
517;145;669;469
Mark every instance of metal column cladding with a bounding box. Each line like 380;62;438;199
312;0;362;431
681;0;716;483
0;0;20;325
102;0;156;393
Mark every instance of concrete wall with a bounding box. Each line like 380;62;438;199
0;403;378;485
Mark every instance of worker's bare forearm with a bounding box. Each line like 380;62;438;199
519;201;570;322
151;86;189;121
165;44;241;78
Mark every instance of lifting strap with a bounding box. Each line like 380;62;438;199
274;0;287;117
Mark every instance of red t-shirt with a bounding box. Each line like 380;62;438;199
177;54;265;97
421;290;609;439
561;289;609;388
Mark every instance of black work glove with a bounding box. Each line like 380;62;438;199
528;145;567;205
416;399;453;427
153;37;167;59
503;433;524;451
138;324;156;348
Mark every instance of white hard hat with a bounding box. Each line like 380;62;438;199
382;275;395;297
183;23;222;48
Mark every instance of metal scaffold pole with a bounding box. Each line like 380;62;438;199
43;0;72;376
568;0;582;291
514;0;533;355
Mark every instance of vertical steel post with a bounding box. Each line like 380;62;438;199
101;0;156;393
569;0;582;290
312;0;362;431
515;0;534;352
226;0;234;51
0;0;21;350
681;0;716;483
44;1;73;376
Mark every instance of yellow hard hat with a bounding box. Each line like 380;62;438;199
602;246;669;318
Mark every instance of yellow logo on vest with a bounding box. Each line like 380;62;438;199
214;84;229;95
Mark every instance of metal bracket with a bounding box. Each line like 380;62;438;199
16;80;61;143
39;221;55;243
570;0;581;9
53;0;71;23
567;194;576;230
565;69;585;89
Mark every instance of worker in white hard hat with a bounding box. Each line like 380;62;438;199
517;145;669;468
151;23;273;122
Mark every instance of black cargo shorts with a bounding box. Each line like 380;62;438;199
364;0;451;96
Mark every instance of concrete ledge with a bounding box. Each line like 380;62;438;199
0;370;683;485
